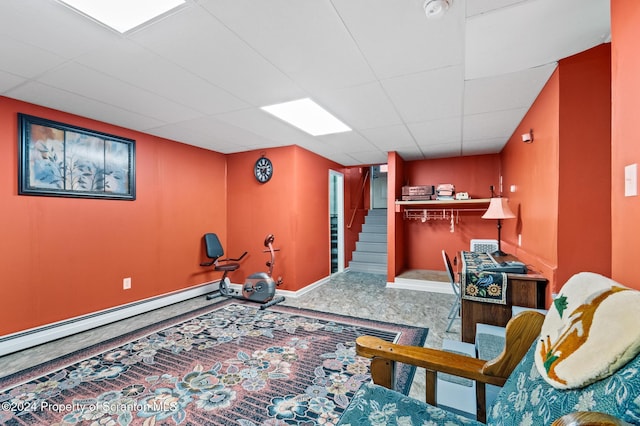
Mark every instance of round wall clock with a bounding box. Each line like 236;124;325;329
254;156;273;183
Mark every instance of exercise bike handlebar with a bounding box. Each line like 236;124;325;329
199;251;248;267
224;251;249;262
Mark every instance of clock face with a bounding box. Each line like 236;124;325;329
254;157;273;183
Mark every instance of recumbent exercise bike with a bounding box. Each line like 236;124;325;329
200;233;285;309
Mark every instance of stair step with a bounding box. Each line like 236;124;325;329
362;223;386;233
364;215;386;225
348;261;387;274
356;241;387;252
352;251;387;263
358;232;387;243
348;209;388;276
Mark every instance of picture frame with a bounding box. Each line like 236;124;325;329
18;113;136;200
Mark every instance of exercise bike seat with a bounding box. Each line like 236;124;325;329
200;233;248;301
215;263;241;272
200;233;247;270
200;233;247;275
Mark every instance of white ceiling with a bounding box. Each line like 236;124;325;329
0;0;610;166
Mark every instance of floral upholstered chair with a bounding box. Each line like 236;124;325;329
337;272;640;426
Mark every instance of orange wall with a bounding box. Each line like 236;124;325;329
226;146;343;291
557;45;612;286
344;166;369;264
500;44;612;295
501;70;560;282
401;154;501;271
611;0;640;289
387;152;406;281
0;97;227;335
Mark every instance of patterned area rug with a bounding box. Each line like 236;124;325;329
0;300;427;425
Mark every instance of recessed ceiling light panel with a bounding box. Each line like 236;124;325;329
59;0;186;33
261;98;351;136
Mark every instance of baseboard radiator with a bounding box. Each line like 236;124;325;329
0;281;219;356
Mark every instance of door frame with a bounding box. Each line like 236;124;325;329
370;164;388;209
329;170;345;273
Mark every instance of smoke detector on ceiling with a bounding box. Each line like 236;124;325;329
423;0;451;19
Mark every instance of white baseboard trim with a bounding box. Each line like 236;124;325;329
277;275;331;298
225;275;331;299
387;278;453;294
0;281;220;356
1;275;332;356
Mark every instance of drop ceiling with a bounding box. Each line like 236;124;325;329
0;0;610;166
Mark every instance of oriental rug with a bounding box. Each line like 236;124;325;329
0;300;427;425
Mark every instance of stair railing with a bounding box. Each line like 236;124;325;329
348;169;370;229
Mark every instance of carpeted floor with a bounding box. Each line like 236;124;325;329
0;298;428;425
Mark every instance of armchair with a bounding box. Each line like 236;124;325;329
337;273;640;426
356;310;544;423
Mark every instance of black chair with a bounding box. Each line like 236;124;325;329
200;233;247;300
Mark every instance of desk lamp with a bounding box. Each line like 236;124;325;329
482;197;515;256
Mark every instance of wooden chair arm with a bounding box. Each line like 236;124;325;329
552;412;631;426
356;310;545;423
357;336;506;386
357;311;544;385
482;310;545;377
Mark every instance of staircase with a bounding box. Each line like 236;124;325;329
348;209;387;274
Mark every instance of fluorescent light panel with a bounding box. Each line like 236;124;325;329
261;98;351;136
59;0;186;33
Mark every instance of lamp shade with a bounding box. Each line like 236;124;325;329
482;197;515;220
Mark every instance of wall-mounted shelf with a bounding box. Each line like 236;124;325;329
396;198;491;207
396;199;491;223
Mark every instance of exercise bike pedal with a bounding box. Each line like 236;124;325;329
260;296;285;310
206;292;220;300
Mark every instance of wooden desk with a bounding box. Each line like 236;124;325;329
460;253;547;343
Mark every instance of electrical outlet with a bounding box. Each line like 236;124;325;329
123;277;131;290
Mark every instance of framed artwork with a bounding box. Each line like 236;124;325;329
18;113;136;200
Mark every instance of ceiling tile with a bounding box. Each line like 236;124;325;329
464;64;556;114
331;0;465;79
131;4;306;106
466;0;610;79
408;117;462;146
416;141;463;159
312;82;403;130
77;40;249;115
37;62;202;124
214;108;316;145
200;0;376;91
7;81;164;130
346;150;388;165
462;137;507;155
466;0;525;17
0;0;115;58
382;66;464;123
463;108;528;140
318;131;380;153
0;36;66;78
0;70;26;92
359;124;416;151
150;115;275;153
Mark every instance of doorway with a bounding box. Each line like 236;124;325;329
329;170;345;273
370;164;388;209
